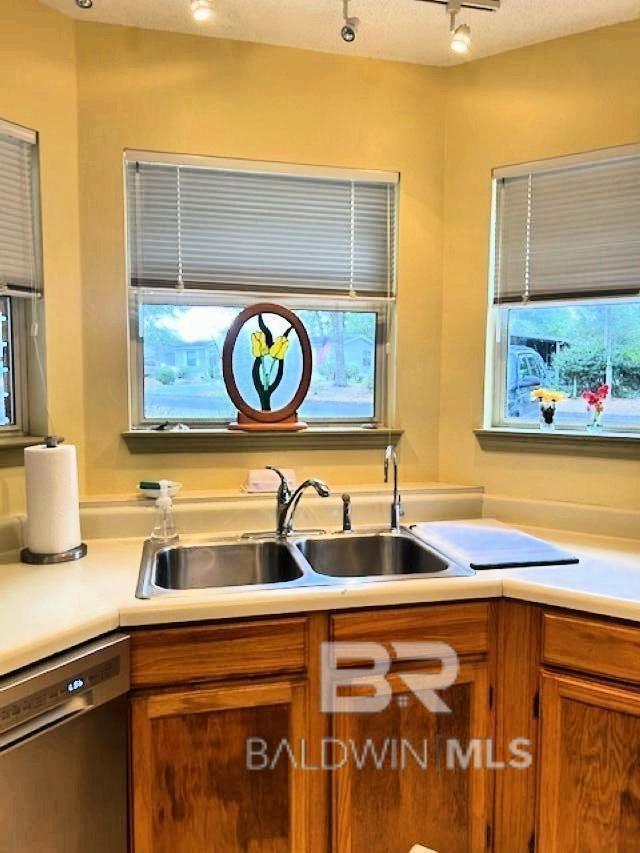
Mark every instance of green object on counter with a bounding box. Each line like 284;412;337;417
138;481;161;490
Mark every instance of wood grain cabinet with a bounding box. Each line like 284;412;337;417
131;679;309;853
332;662;492;853
129;603;496;853
537;670;640;852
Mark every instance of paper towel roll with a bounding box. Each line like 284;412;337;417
25;442;82;555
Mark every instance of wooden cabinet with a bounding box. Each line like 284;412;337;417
130;616;307;689
493;600;542;852
332;661;492;853
328;602;494;852
542;610;640;686
129;603;496;852
537;670;640;852
131;679;309;853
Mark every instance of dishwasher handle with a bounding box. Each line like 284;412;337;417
0;693;93;752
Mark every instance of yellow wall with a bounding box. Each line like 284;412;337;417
74;22;447;496
0;0;84;514
440;20;640;509
1;2;639;510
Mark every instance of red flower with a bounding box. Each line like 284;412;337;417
582;385;609;410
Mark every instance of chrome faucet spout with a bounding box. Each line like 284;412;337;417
383;445;403;532
267;467;331;537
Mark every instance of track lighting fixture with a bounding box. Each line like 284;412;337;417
190;0;212;23
450;21;471;54
414;0;500;55
447;2;470;54
341;0;360;43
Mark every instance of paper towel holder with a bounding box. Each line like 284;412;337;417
20;434;88;565
21;542;88;564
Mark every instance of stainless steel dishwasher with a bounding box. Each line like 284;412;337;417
0;633;130;853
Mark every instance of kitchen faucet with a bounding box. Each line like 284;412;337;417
266;466;331;537
383;445;403;532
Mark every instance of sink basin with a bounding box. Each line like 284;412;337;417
151;540;303;591
135;529;472;598
294;530;472;579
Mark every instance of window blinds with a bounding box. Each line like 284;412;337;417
494;152;640;304
0;121;40;293
125;159;397;296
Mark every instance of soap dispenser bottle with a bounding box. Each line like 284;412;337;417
151;479;179;545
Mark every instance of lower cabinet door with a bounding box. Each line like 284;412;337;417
331;662;492;853
538;670;640;852
131;680;308;853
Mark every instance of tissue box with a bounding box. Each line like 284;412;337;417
244;468;296;493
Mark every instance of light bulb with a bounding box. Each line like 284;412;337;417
451;23;471;54
190;0;212;22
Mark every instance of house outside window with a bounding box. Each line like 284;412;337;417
125;152;398;429
485;144;640;434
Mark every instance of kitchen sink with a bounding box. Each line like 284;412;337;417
139;539;305;596
295;530;472;580
136;529;472;598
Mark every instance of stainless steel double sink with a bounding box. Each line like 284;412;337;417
136;529;473;599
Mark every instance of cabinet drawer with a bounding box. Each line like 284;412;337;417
331;602;491;657
130;616;307;688
543;611;640;684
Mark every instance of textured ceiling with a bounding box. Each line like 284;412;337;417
39;0;640;66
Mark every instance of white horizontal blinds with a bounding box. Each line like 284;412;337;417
0;125;39;293
126;160;397;296
353;182;396;295
495;174;531;304
495;154;640;304
127;163;180;286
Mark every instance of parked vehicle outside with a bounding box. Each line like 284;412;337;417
506;345;551;418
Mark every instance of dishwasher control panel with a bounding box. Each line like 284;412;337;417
0;656;121;733
0;633;130;739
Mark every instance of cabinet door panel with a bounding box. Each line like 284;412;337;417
538;671;640;852
131;681;307;853
333;662;491;853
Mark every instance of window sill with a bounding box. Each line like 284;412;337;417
475;428;640;459
0;435;44;467
122;427;403;454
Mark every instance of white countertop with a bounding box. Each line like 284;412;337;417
2;520;640;678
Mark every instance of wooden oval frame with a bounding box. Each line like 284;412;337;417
222;302;312;424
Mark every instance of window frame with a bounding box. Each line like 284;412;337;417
1;297;28;433
124;152;399;433
128;288;394;430
489;295;640;434
485;143;640;436
0;118;44;438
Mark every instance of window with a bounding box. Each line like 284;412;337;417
486;145;640;434
126;152;397;428
0;119;43;434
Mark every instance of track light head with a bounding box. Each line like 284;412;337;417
341;0;359;43
190;0;212;22
451;22;471;53
341;17;360;43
